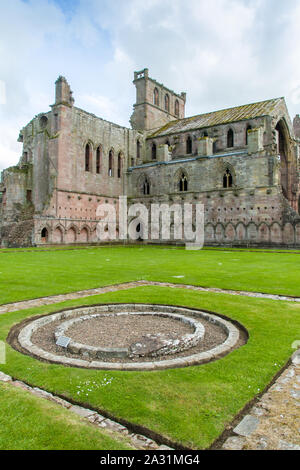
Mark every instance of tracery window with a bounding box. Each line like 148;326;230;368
223;168;233;188
179;172;188;191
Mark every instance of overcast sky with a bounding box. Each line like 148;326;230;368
1;0;300;171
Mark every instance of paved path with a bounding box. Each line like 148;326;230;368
1;280;300;315
222;351;300;450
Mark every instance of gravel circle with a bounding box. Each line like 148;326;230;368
30;311;228;363
65;314;193;348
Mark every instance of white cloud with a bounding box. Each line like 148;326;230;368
1;0;300;171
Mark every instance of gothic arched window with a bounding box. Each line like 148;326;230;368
179;172;188;192
246;125;252;145
153;88;159;106
175;99;179;117
85;144;91;172
108;150;114;176
143;178;150;195
227;129;234;148
223;168;233;188
96;146;101;174
186;136;192;154
164;94;169;112
152;143;157;160
117;153;122;178
137;140;141;159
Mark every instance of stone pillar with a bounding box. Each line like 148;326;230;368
247;128;264;154
157;144;171;162
197;137;213;156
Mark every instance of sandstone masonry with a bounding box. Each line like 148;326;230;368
1;69;300;247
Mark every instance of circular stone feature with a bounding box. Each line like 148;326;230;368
14;303;244;371
54;311;205;359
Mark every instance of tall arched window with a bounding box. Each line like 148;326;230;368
108;150;114;176
117;153;122;178
136;140;141;159
143;177;150;195
246;125;252;145
186;136;192;154
227;129;234;148
85;144;91;172
223;168;233;188
164;94;169;112
153;88;159;106
96;146;101;174
152;143;157;160
175;100;179;117
179;172;188;192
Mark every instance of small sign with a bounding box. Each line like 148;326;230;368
56;336;71;348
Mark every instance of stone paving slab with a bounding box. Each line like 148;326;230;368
223;355;300;450
233;415;259;437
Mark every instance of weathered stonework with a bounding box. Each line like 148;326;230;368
1;69;300;247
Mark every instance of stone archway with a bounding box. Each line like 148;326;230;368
41;227;48;243
66;227;76;243
53;226;63;244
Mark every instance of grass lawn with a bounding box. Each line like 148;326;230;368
0;382;133;450
0;245;300;304
0;284;299;449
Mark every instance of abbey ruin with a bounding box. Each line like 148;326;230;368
1;68;300;247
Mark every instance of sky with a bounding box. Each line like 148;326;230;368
1;0;300;170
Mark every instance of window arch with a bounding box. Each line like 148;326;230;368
151;143;157;160
117;152;122;178
175;99;179;117
108;149;114;176
96;145;101;174
85;143;91;172
223;168;233;188
227;129;234;148
153;87;159;106
186;136;192;154
136;139;141;159
179;172;188;192
246;125;252;145
164;94;169;112
142;177;150;195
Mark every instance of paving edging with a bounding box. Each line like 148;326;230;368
221;351;300;450
0;371;173;451
1;280;300;316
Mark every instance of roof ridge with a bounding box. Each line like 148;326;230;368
182;97;283;122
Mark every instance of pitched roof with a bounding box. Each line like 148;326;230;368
149;97;283;138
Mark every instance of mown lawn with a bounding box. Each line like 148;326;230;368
0;245;300;304
0;382;133;450
0;285;299;449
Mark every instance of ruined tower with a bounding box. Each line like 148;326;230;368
130;68;186;131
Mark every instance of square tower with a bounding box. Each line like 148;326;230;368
130;68;186;131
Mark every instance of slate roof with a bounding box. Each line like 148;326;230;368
149;97;284;138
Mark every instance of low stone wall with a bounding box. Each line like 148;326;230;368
16;303;241;371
